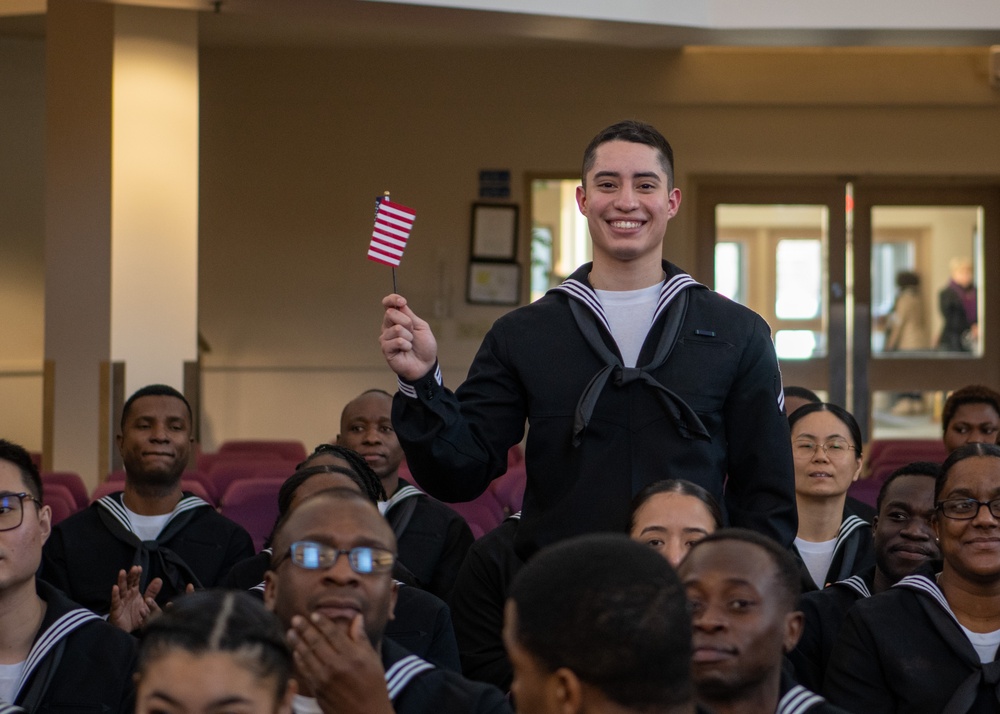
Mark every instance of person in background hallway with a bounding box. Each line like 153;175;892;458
884;270;929;353
380;119;796;562
938;257;977;352
884;270;930;415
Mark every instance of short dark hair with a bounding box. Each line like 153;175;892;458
277;464;384;515
297;443;381;485
941;385;1000;435
263;462;386;550
269;487;394;568
138;590;292;699
341;389;393;421
935;442;1000;502
788;401;864;459
508;533;692;710
875;461;940;514
0;438;43;501
783;386;821;404
121;384;193;430
581;120;675;189
686;528;802;610
630;479;724;531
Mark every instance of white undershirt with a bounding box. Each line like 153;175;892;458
960;625;1000;663
595;282;663;368
123;505;171;541
292;694;324;713
795;536;838;588
0;661;26;704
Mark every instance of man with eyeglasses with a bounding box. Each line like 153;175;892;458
0;439;136;712
264;487;510;714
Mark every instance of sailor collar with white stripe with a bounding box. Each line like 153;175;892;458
778;683;828;714
14;609;100;699
833;515;870;552
893;572;963;628
95;491;212;536
548;262;701;337
381;483;424;513
833;572;873;599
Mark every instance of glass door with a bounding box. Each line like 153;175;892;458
695;179;1000;439
695;181;848;406
853;183;998;438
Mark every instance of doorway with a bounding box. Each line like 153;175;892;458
695;178;1000;439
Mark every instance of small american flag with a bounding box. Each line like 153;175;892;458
368;197;416;267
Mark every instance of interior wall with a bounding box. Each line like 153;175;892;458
197;45;1000;450
0;37;45;451
3;38;1000;455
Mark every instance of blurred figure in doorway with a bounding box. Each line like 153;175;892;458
937;257;977;352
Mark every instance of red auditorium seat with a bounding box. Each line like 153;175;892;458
490;462;526;517
91;481;122;501
206;459;297;505
216;439;308;463
40;471;89;511
218;477;283;552
43;483;78;525
397;446;527;538
91;479;215;506
448;491;508;540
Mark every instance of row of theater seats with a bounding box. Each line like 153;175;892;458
37;439;527;550
847;438;948;507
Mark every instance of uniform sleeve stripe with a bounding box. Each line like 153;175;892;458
778;684;826;714
384;654;435;700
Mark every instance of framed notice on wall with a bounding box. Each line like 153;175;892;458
467;261;520;305
470;203;518;260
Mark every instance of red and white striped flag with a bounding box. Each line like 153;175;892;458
368;198;416;267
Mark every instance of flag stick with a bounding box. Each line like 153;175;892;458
384;190;396;293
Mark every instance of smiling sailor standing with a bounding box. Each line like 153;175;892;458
381;120;796;559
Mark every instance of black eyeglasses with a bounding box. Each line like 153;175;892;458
792;438;857;459
0;492;41;532
273;541;395;574
937;497;1000;521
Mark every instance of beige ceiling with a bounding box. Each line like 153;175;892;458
1;0;999;48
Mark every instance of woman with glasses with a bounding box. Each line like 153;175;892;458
825;443;1000;713
789;402;873;592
